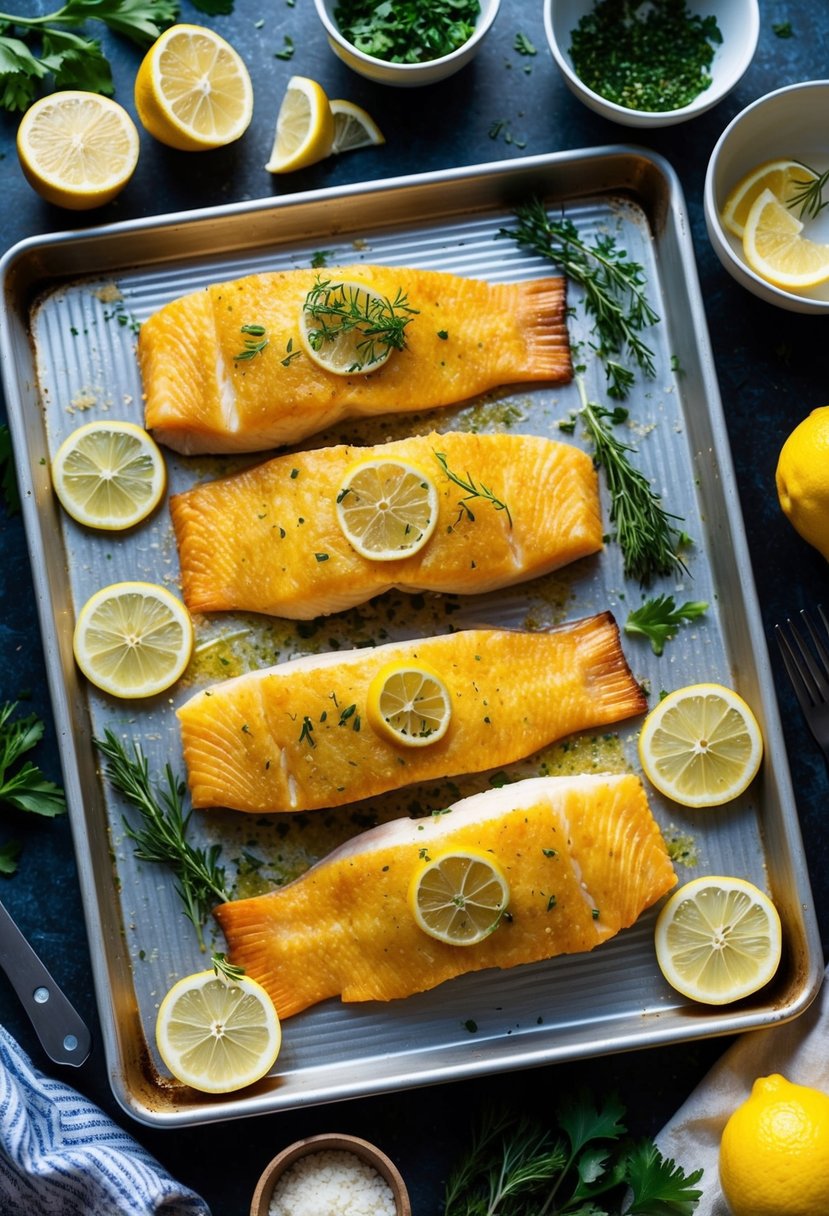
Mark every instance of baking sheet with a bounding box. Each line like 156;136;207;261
0;148;822;1127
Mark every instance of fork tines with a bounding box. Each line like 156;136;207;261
776;606;829;715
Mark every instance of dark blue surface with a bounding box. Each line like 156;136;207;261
0;2;827;1212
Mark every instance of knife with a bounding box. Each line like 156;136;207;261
0;897;91;1067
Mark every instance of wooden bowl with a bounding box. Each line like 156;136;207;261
250;1133;411;1216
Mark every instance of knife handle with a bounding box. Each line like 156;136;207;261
0;898;92;1067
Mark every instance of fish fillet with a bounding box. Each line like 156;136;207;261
215;773;676;1017
170;431;602;619
138;265;571;453
177;612;646;814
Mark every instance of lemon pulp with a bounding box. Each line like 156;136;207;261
409;849;510;945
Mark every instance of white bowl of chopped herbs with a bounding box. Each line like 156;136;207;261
544;0;759;127
313;0;501;87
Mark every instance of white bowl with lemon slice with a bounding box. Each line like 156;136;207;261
705;80;829;313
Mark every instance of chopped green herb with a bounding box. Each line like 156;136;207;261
234;323;269;361
282;337;301;366
546;894;557;911
625;594;708;655
773;20;793;37
333;0;481;65
274;34;294;58
437;329;449;340
513;31;536;55
299;716;316;748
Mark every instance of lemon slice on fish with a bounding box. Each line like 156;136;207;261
638;683;763;808
297;279;409;376
156;969;282;1093
409;848;510;946
366;660;451;747
52;420;166;530
654;876;782;1005
336;457;439;561
73;581;193;699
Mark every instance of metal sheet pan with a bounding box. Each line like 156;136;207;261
0;148;822;1128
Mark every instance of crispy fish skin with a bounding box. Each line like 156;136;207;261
214;773;676;1017
138;265;571;453
170;431;602;619
177;613;647;814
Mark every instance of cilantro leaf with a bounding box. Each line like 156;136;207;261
0;703;66;819
41;27;114;95
625;595;708;656
558;1089;627;1157
624;1140;703;1215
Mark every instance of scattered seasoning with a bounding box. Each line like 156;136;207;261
773;20;793;37
569;0;723;113
514;32;536;55
274;35;294;59
268;1149;396;1216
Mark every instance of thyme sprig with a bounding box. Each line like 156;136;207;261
502;199;658;398
303;276;418;372
234;323;268;361
788;163;829;221
95;730;230;949
434;451;513;528
575;377;686;585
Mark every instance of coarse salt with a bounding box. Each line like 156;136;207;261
268;1149;397;1216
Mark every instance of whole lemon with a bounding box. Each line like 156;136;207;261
775;406;829;561
719;1073;829;1215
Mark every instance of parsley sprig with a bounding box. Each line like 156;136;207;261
502;199;659;399
625;594;708;655
445;1093;703;1216
0;701;65;875
95;730;230;949
0;0;179;112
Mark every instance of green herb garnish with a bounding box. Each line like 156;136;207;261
95;730;230;949
274;34;294;59
502;200;658;398
0;0;178;112
333;0;480;65
212;952;244;983
514;32;536;55
445;1094;703;1215
625;594;708;655
234;323;269;361
0;702;65;875
434;451;513;528
303;276;418;372
786;163;829;221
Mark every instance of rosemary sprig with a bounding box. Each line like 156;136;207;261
575;377;686;585
303;276;418;371
502;199;659;397
212;952;245;983
434;451;513;528
787;163;829;221
95;730;230;949
234;323;268;361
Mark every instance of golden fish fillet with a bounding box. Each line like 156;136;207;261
138;265;571;453
170;431;602;619
177;612;646;814
215;772;676;1017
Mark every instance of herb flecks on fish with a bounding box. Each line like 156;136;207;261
302;276;418;371
434;451;513;529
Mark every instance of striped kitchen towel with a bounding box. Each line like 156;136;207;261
0;1025;210;1215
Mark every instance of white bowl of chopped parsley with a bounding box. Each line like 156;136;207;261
544;0;759;127
313;0;501;87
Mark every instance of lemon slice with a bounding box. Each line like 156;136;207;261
638;682;763;808
367;660;451;747
16;91;139;211
155;970;281;1093
73;581;193;699
336;457;439;561
134;24;253;151
721;160;818;238
298;279;402;376
654;876;782;1005
265;75;334;173
51;421;166;531
409;848;510;946
742;188;829;290
330;99;385;154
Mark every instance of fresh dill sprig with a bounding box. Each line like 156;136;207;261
434;451;513;528
575;377;686;585
502;199;659;398
787;163;829;221
302;277;418;372
234;323;269;362
95;730;230;949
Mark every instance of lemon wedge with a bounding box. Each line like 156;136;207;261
134;24;253;151
366;660;451;747
335;457;439;561
721;160;818;238
742;188;829;290
330;99;385;154
409;849;510;946
654;876;782;1005
156;969;281;1093
638;682;763;808
73;581;193;699
51;421;166;531
16;91;139;211
265;75;334;173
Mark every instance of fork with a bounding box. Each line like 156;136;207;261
775;606;829;768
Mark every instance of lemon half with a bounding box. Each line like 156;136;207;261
265;75;334;173
409;848;510;946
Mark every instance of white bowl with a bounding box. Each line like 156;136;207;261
313;0;500;87
704;80;829;315
543;0;759;128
